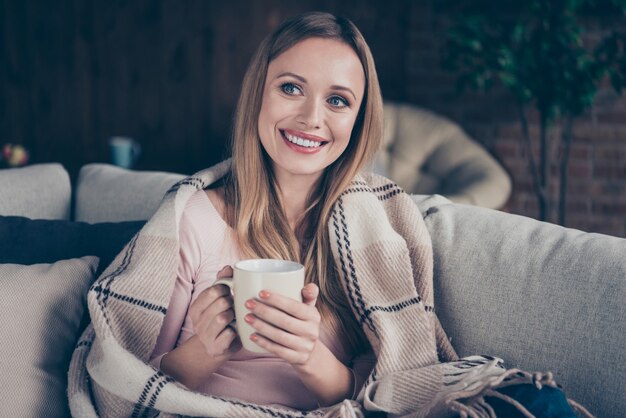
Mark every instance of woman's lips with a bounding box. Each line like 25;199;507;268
280;129;328;154
282;128;327;143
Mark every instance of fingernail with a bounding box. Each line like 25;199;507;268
244;314;254;323
245;299;256;309
250;334;259;341
259;290;270;299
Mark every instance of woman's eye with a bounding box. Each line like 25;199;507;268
328;95;349;108
280;83;302;95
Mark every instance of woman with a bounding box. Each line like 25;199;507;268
149;11;381;410
69;11;588;418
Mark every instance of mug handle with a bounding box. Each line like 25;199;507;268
214;277;233;291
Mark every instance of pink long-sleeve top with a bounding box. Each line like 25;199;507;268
150;190;376;411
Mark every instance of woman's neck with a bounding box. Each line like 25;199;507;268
274;172;322;233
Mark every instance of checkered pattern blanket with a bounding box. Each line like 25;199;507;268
68;160;590;418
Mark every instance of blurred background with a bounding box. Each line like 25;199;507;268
1;0;625;237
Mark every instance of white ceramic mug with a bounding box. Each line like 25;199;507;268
214;259;305;353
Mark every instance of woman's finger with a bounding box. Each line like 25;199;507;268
249;333;307;365
212;323;239;354
246;299;316;338
203;306;235;337
255;290;319;322
216;265;233;280
197;308;237;356
301;283;319;306
193;295;234;335
244;313;311;352
190;284;231;320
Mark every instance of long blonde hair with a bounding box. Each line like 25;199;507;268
222;12;383;353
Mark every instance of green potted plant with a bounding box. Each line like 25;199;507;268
441;0;626;224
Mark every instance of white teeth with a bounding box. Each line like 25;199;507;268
284;132;322;148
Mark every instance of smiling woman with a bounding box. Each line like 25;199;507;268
68;11;588;418
152;11;383;410
258;37;365;183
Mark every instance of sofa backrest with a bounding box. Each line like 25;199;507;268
74;164;186;223
418;200;626;418
0;163;71;220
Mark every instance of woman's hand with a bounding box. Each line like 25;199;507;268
188;266;242;360
245;283;357;406
244;283;321;366
160;266;241;390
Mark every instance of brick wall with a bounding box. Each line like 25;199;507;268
397;2;626;238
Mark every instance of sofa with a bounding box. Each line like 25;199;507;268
0;162;623;418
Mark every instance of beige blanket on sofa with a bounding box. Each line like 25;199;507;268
68;160;584;418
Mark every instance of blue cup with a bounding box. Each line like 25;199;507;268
109;137;141;169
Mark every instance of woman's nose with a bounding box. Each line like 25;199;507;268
296;98;322;129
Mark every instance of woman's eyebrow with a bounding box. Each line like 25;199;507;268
276;72;357;100
276;72;307;83
330;85;357;101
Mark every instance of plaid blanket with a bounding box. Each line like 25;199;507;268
68;160;590;418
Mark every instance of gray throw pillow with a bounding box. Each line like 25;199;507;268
0;257;98;418
0;163;71;220
75;163;186;223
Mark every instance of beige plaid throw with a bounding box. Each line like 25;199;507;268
68;160;590;418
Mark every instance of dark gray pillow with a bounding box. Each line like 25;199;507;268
0;215;145;276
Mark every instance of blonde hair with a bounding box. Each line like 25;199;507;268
222;11;383;353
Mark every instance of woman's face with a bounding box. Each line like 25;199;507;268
257;37;365;186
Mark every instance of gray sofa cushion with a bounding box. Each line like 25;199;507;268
75;163;186;223
411;194;452;214
0;256;98;417
0;163;71;220
421;202;625;418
